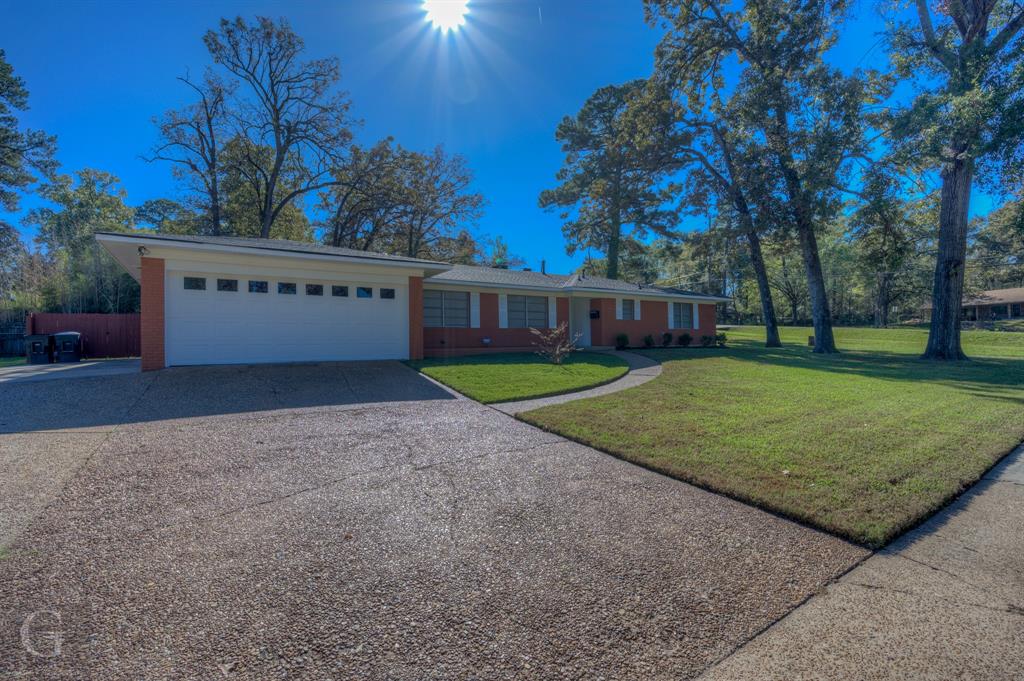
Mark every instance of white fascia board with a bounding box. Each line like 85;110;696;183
565;286;730;303
425;278;730;303
423;279;565;294
95;233;448;276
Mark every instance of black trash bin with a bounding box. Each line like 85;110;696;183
26;334;53;364
53;331;82;363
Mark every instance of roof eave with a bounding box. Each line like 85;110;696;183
95;232;452;276
425;275;730;302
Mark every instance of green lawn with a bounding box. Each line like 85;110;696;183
408;351;629;403
520;325;1024;547
0;357;24;368
995;319;1024;333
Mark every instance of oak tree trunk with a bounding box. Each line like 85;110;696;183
795;213;837;353
923;153;972;360
745;228;782;347
874;271;892;328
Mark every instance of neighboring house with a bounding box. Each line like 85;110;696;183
97;232;727;370
923;286;1024;322
957;287;1024;322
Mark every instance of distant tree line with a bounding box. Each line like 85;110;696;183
541;0;1024;359
1;17;505;317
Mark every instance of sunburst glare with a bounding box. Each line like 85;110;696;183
422;0;470;33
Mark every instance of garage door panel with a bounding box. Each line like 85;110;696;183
165;272;409;365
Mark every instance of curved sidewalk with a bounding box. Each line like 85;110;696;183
493;350;662;415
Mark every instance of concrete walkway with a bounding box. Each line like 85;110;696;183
702;444;1024;681
493;350;662;415
0;358;140;384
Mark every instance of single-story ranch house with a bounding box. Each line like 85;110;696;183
97;232;727;370
958;287;1024;322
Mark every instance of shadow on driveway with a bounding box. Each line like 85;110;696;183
0;361;455;433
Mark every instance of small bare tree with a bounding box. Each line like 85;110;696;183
530;323;580;365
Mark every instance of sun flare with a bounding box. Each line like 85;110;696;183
422;0;469;33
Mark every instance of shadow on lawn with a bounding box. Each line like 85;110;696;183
644;341;1024;403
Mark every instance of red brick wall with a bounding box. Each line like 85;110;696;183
423;292;570;356
140;257;165;371
589;298;716;347
698;303;717;338
408;276;424;360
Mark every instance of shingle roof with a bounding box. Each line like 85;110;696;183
426;264;727;301
95;231;450;267
963;287;1024;306
96;231;729;301
428;264;572;288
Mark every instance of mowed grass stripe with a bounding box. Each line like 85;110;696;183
520;326;1024;546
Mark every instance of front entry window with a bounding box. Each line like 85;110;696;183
424;290;469;327
508;295;547;328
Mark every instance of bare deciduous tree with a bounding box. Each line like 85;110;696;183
146;71;229;234
204;16;354;238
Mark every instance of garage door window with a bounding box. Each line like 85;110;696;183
278;282;296;295
332;285;349;297
249;280;268;293
217;278;238;292
357;287;373;298
380;288;396;299
306;284;323;296
184;277;206;291
508;295;548;328
424;290;469;327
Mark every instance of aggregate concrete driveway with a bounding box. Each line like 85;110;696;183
0;362;867;679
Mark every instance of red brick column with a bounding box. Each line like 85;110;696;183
556;297;570;326
140;257;165;371
408;276;424;360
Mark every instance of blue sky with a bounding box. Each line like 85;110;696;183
0;0;976;274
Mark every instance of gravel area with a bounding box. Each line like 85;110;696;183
0;362;866;679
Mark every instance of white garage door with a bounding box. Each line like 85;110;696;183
165;271;409;365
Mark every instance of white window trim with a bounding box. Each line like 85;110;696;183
470;292;481;329
615;298;623;320
692;302;700;330
668;301;675;329
498;294;508;328
548;297;557;328
634;299;641;321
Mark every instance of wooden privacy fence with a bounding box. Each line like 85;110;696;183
0;311;27;357
26;313;141;358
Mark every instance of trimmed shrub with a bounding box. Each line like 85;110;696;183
700;335;715;347
643;334;655;348
715;332;728;347
615;333;629;350
661;332;673;347
677;332;692;347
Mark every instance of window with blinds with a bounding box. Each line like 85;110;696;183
424;290;470;328
673;302;693;329
621;299;636;321
508;295;548;328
